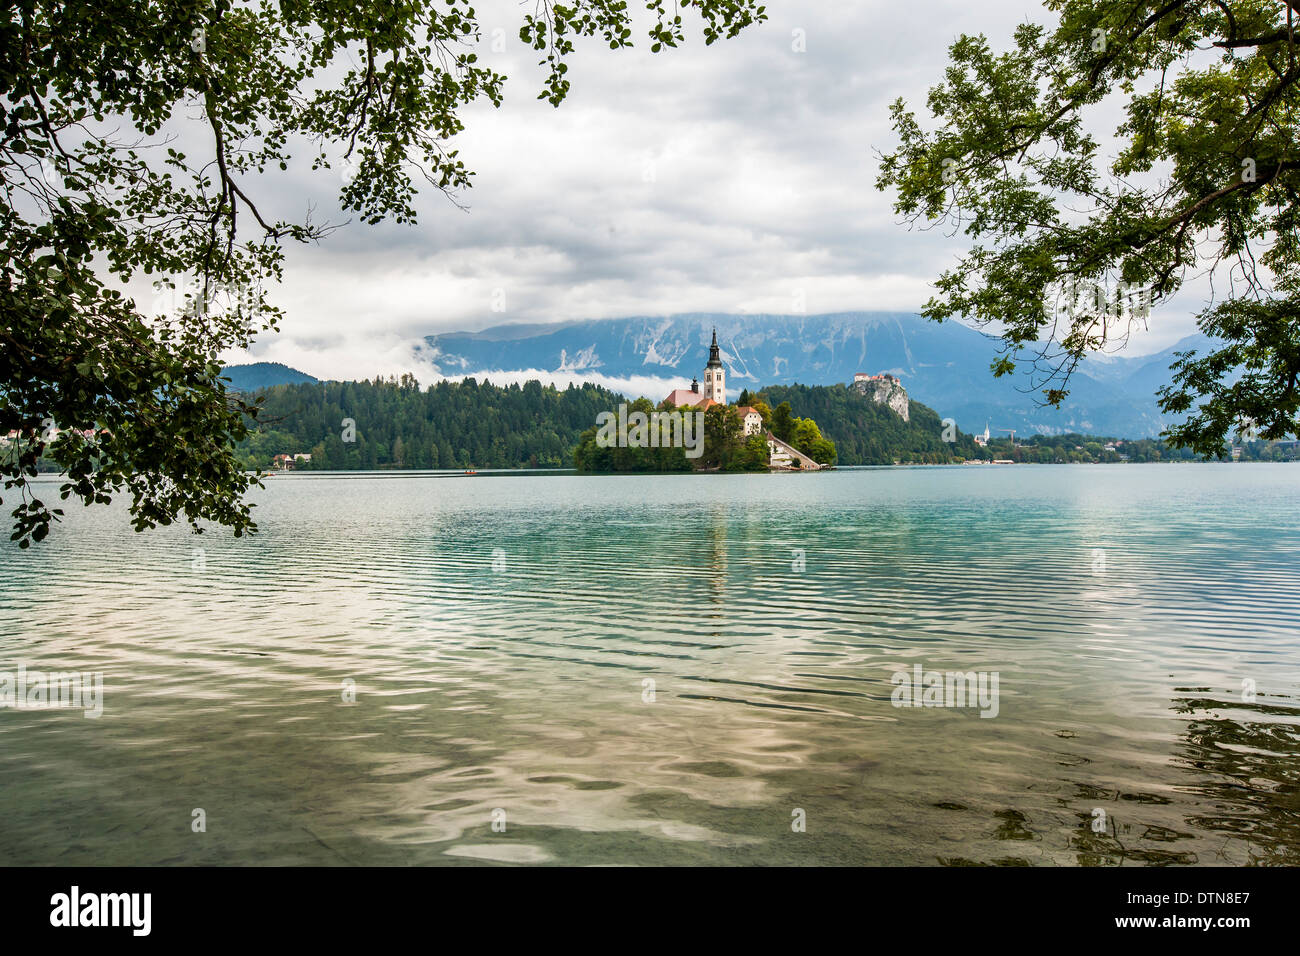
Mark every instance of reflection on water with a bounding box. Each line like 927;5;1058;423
0;464;1297;865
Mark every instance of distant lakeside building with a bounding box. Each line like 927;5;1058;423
272;452;312;470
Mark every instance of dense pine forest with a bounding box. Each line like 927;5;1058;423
237;376;621;470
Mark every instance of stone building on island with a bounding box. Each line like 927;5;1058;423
736;406;764;436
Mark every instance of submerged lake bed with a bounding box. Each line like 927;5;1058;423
1;464;1298;865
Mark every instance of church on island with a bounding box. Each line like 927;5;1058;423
663;330;824;469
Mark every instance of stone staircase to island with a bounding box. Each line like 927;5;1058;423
766;432;826;470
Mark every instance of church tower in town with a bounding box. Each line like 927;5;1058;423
702;329;725;405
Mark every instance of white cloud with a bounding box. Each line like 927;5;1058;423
440;367;682;403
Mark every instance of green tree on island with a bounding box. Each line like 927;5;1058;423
572;397;697;473
877;0;1300;457
1;0;767;546
573;393;836;472
771;402;794;443
792;417;837;466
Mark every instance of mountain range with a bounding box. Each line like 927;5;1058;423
420;312;1210;438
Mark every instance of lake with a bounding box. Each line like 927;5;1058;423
1;464;1298;865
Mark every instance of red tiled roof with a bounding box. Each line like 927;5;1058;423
664;389;706;407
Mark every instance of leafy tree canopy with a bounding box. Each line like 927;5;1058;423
877;0;1300;457
1;0;767;546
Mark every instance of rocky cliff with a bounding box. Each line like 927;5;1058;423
853;375;910;422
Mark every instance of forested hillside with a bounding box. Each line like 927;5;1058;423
756;384;981;464
228;375;1276;474
237;376;622;470
221;363;319;392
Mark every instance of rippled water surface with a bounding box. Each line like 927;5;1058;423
2;464;1298;865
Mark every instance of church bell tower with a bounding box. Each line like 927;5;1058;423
703;329;725;405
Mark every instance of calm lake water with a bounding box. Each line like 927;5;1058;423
1;464;1298;866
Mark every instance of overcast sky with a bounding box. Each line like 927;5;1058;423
207;0;1209;383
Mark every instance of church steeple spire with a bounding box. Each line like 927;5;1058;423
706;328;722;369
